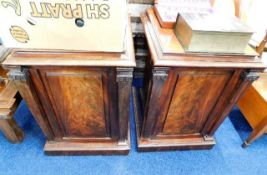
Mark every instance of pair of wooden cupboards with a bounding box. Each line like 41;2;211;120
1;1;266;155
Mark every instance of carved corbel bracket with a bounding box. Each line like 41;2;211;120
116;68;133;83
240;71;260;82
7;67;29;81
153;67;169;81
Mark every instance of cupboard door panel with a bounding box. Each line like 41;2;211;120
38;68;112;138
161;70;232;135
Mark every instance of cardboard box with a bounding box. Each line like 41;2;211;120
0;0;128;52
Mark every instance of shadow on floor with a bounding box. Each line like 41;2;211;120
228;106;252;142
229;106;267;147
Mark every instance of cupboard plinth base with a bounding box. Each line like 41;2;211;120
135;137;215;152
44;141;130;155
44;125;131;156
133;87;215;152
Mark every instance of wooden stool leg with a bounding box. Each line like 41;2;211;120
242;116;267;148
0;118;24;143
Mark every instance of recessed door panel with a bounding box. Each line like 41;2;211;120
32;68;115;139
161;70;232;135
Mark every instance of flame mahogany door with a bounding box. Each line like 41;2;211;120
26;66;132;155
29;67;118;140
135;67;254;151
152;69;233;138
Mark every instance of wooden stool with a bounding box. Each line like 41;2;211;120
0;47;23;143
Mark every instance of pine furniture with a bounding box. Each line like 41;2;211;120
0;47;23;143
237;32;267;147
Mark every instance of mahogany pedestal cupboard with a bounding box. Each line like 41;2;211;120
132;8;266;152
2;28;135;156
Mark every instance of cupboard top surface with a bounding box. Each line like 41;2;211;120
2;19;136;67
141;8;265;69
146;8;256;56
0;0;127;52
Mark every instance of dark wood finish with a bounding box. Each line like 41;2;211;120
117;68;133;143
5;66;133;155
136;9;266;152
3;21;135;155
133;87;216;151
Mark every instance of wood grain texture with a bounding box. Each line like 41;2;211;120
117;68;133;143
238;73;267;146
243;115;267;147
28;67;117;140
162;70;231;135
238;80;267;129
201;70;243;136
41;69;108;138
253;74;267;101
6;66;133;155
9;68;54;140
133;87;215;151
142;67;169;138
0;118;24;143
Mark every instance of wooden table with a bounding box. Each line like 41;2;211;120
0;77;23;143
133;8;266;152
0;47;23;143
238;73;267;147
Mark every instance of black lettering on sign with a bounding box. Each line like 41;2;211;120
9;26;29;43
29;2;110;20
